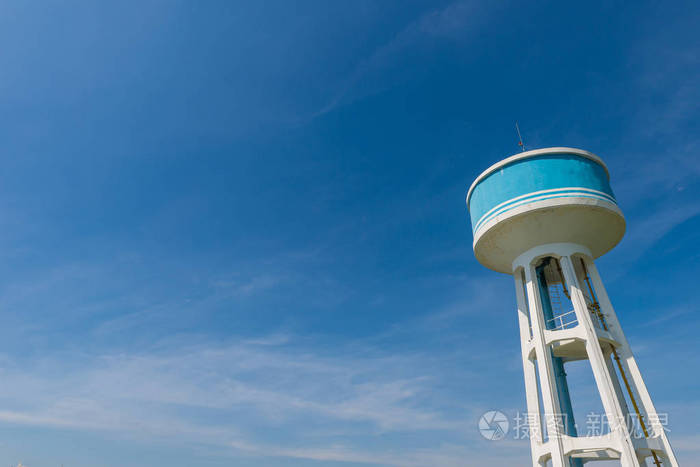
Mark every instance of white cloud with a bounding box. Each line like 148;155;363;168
0;334;503;464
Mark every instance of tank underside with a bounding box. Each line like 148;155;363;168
473;197;625;273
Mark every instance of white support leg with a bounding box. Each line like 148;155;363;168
524;264;567;467
604;352;632;424
514;270;543;465
559;256;640;466
510;244;679;466
584;259;679;466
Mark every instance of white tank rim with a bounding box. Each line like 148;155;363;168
466;147;610;207
472;198;625;273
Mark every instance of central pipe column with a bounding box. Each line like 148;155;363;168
534;261;579;450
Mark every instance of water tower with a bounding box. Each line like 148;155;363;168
466;147;678;466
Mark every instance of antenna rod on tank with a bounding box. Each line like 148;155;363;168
515;122;525;152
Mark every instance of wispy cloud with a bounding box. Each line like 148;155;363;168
229;438;525;467
312;1;488;118
0;333;513;465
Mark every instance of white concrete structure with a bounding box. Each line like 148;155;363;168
466;148;678;466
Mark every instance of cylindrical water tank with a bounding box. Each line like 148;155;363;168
466;147;625;273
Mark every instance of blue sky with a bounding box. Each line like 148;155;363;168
0;1;697;466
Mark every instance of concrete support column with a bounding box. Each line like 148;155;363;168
603;351;632;424
584;258;679;466
558;255;639;466
523;262;567;467
514;269;543;465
